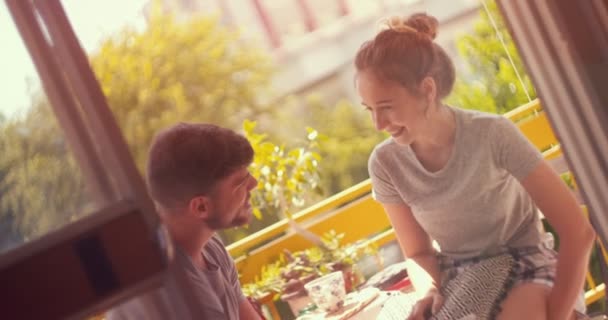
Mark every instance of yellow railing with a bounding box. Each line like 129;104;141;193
228;179;390;283
228;99;606;309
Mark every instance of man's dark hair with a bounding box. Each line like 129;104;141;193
146;123;254;210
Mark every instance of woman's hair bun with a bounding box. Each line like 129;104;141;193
378;13;439;40
406;13;439;39
379;15;415;33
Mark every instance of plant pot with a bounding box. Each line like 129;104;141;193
280;289;312;316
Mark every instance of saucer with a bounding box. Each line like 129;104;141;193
298;287;381;320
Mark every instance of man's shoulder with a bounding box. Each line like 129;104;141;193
206;234;228;253
107;271;228;320
204;234;234;266
208;234;227;248
106;287;187;320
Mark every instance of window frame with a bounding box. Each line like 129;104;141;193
1;0;176;319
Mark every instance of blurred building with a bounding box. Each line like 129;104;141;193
145;0;480;104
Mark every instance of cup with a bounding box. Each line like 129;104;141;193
304;271;346;313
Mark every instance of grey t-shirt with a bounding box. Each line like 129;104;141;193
107;236;244;320
369;107;544;259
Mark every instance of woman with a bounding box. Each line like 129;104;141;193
355;13;595;320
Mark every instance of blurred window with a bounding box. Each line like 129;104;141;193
0;2;101;254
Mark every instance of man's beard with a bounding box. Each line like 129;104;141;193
205;209;250;230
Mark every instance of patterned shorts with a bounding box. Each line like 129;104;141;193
437;244;588;317
438;245;556;288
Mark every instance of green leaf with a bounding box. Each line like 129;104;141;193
252;207;262;220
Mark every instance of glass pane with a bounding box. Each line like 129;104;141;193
263;0;308;44
61;0;148;53
0;2;99;253
346;0;381;18
59;0;148;169
60;0;283;246
306;0;341;28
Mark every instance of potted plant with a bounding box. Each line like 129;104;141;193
239;121;377;315
243;230;377;316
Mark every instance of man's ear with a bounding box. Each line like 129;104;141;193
188;196;211;219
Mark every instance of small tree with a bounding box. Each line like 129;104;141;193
244;119;323;220
303;96;386;195
90;12;275;171
217;120;325;245
270;95;386;197
447;0;536;114
0;11;276;242
0;101;91;240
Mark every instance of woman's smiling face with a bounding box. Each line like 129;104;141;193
357;70;429;146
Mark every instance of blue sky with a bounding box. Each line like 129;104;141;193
0;0;147;118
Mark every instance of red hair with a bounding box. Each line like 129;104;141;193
355;13;455;99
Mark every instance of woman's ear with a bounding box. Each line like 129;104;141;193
420;77;437;104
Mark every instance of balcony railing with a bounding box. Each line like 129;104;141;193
227;99;607;316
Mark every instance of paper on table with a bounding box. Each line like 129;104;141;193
297;287;381;320
375;291;417;320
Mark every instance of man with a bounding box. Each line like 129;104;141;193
108;123;262;320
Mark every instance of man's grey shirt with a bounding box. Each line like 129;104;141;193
107;236;244;320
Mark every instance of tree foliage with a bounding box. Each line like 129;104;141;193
0;98;91;241
0;12;276;244
0;1;540;249
244;120;323;219
298;96;386;196
90;13;275;170
447;0;536;114
0;10;359;246
217;120;324;244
